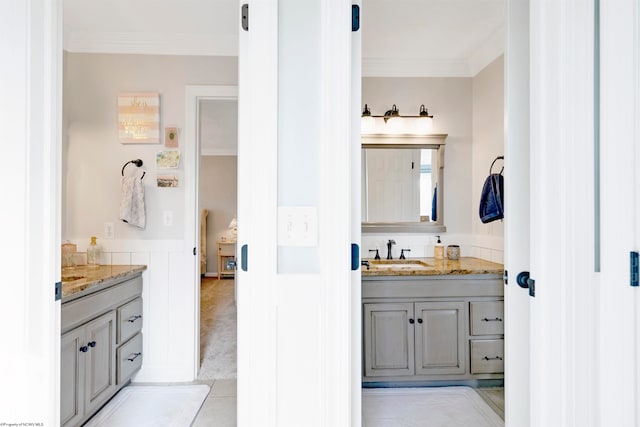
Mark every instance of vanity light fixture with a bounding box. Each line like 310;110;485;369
361;104;435;135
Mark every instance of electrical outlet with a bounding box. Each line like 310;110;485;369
163;211;173;226
104;222;114;239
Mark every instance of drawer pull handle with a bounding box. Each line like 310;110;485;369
483;356;503;361
127;352;142;362
127;315;142;323
482;317;503;322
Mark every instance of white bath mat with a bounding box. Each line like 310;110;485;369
85;385;210;427
363;387;503;427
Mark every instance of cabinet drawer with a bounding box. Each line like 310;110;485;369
470;339;504;374
470;301;504;335
218;244;235;256
117;333;143;384
117;297;143;344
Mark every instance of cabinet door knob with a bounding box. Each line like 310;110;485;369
79;346;88;353
417;318;423;324
409;318;415;324
87;341;96;348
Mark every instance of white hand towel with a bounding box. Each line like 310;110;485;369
120;175;146;229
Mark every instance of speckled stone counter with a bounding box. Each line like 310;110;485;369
61;265;146;301
361;256;503;277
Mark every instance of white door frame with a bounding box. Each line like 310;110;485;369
529;0;599;425
184;84;238;378
237;0;355;425
0;0;62;423
504;1;531;425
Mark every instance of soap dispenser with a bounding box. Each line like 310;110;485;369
87;236;101;267
434;235;444;259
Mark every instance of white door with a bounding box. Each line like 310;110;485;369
0;0;62;423
528;0;606;425
598;0;640;424
237;1;356;425
365;149;420;222
503;1;530;425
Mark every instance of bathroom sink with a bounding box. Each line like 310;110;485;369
369;260;433;270
62;275;86;283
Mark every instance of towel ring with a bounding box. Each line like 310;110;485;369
490;156;504;175
121;159;145;179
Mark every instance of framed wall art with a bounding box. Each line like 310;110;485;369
118;92;160;143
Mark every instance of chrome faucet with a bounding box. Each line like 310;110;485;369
386;239;396;259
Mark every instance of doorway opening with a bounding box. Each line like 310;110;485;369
197;98;238;380
185;87;239;381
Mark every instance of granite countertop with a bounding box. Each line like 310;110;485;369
361;256;503;277
61;265;147;300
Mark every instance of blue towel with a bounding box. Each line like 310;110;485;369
431;183;437;221
479;173;504;223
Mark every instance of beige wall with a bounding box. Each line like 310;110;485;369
62;52;237;241
362;77;474;238
199;155;237;273
471;55;504;247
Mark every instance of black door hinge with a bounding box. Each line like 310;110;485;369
241;244;248;272
504;270;508;285
242;4;249;31
55;281;62;301
631;251;639;287
193;247;196;256
352;5;360;31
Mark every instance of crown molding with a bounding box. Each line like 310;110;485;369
467;26;505;76
362;58;472;78
63;29;238;56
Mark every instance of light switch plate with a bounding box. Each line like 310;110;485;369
104;222;114;239
163;211;173;226
277;206;318;247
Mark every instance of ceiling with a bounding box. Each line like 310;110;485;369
63;0;504;77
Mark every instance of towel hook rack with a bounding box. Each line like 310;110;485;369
121;159;145;179
490;156;504;175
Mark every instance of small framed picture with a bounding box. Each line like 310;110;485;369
165;127;179;147
157;175;179;188
156;150;180;169
118;93;160;144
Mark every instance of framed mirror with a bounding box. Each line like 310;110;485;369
362;134;447;233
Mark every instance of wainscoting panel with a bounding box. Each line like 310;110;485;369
67;239;196;382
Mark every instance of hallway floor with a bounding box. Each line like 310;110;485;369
193;277;237;426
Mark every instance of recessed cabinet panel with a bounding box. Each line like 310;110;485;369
415;302;465;375
471;339;505;374
117;333;143;384
470;301;504;335
118;297;143;344
364;303;414;377
61;328;85;427
84;311;116;415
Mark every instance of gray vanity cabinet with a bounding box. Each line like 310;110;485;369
362;274;503;385
61;273;142;427
60;311;116;426
414;302;465;375
363;303;415;377
363;301;465;378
